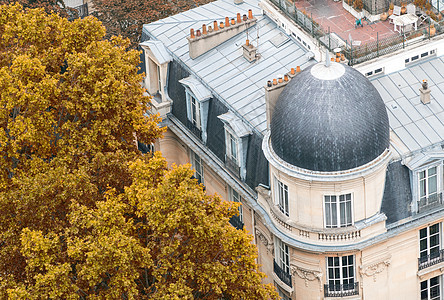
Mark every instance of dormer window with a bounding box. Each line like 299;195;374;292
179;76;211;142
419;166;439;207
218;111;252;180
324;193;353;228
139;40;172;102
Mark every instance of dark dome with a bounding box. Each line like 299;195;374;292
270;62;390;172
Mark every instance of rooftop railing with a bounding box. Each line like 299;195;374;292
324;282;359;297
418;192;443;213
268;0;444;66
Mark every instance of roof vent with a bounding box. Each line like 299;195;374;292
420;79;431;104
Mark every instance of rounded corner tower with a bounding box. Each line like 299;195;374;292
270;61;390;172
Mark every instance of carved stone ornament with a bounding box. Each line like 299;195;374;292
255;227;274;255
360;259;391;282
290;264;323;289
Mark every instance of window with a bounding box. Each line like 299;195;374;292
230;187;242;223
326;255;355;293
157;64;162;93
225;130;239;165
190;96;201;129
324;194;353;228
419;223;441;264
190;150;204;184
276;238;290;274
275;178;289;217
419;166;438;204
421;276;441;300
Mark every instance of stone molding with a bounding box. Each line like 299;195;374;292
290;264;323;290
255;226;274;255
359;258;391;282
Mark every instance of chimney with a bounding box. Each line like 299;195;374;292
242;39;257;62
265;67;302;128
187;12;257;59
420;80;431;104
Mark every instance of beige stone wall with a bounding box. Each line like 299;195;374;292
270;162;388;230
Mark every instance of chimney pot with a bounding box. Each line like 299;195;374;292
273;78;277;85
422;79;428;90
190;28;195;39
196;29;201;37
202;24;207;35
248;9;253;19
220;21;224;29
267;80;272;87
278;77;283;83
214;21;219;31
225;17;230;27
243;14;248;21
246;39;250;46
231;18;235;25
296;66;301;72
336;57;340;62
284;74;289;81
237;13;241;23
208;26;213;32
291;67;295;75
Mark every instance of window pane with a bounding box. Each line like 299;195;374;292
430;224;440;235
429;175;437;194
428;167;437;176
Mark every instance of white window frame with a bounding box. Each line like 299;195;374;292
324;193;353;228
189;95;201;129
418;164;442;205
326;255;356;292
274;177;289;217
275;238;290;274
225;128;240;166
419;223;442;264
190;150;204;185
229;186;242;222
421;275;441;300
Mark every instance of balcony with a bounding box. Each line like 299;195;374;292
273;260;292;288
324;282;359;298
418;192;443;213
229;215;244;230
418;249;444;271
186;120;202;140
225;155;240;177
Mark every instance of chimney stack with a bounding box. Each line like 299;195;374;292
420;80;431;104
242;39;257;62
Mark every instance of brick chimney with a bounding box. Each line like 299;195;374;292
420;80;431;104
187;10;256;59
265;67;301;128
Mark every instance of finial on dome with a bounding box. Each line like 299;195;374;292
325;50;330;67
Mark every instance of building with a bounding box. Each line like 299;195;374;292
139;0;444;298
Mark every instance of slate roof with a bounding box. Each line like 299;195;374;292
271;62;390;172
371;55;444;159
143;0;313;134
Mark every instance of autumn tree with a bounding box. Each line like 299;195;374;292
0;0;70;16
0;4;278;299
91;0;214;48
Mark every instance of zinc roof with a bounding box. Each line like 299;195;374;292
143;0;313;134
371;55;444;159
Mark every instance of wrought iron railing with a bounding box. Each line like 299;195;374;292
324;282;359;297
418;192;443;213
186;119;202;140
229;215;244;230
418;249;444;270
273;260;292;288
225;155;240;177
268;0;444;66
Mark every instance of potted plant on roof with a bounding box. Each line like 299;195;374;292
381;11;388;20
388;2;394;15
401;2;407;14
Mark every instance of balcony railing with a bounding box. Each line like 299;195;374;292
229;215;244;230
273;260;292;288
418;192;443;213
225;155;240;177
418;249;444;271
324;282;359;297
186;120;202;140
